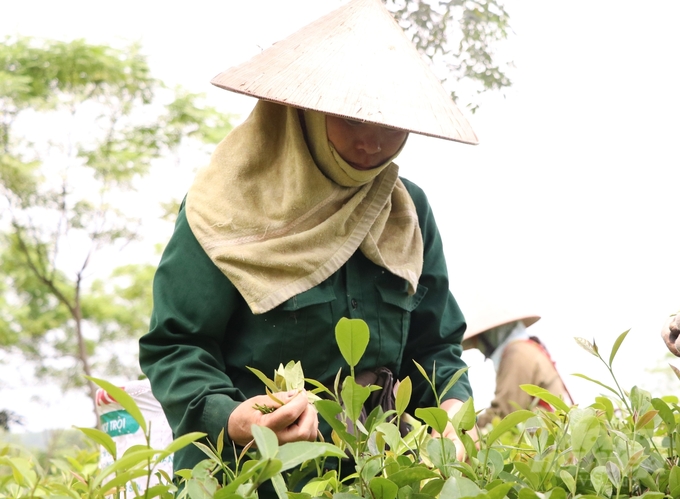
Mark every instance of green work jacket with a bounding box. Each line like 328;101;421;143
138;177;471;477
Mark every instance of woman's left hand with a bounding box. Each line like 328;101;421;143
432;398;479;462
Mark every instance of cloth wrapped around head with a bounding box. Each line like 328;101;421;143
186;0;479;313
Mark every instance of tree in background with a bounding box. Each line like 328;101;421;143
0;37;233;426
387;0;512;110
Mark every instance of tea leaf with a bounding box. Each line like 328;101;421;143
606;461;621;487
369;477;399;499
571;373;619;397
572;415;600;459
590;465;610;496
395;376;412;417
608;329;630;366
389;467;439;488
669;363;680;381
163;431;207;455
87;376;148;435
341;377;372;423
485;410;535;447
335;317;370;367
595;396;615;421
574;337;599;357
415;407;449;434
251;425;279;460
277;442;346;471
635;409;658;431
439;367;469;403
652;398;676;430
515;461;540;489
520;384;570;413
440;475;482;499
450;397;476;432
559;470;576;495
669;465;680;492
76;427;117;459
486;483;515;499
247;366;279;393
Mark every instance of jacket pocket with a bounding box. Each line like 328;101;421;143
374;276;428;366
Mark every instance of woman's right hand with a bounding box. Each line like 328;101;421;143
228;390;319;447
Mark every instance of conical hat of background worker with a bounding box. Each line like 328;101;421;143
460;294;541;350
210;0;478;145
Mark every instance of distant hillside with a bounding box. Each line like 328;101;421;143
1;428;90;452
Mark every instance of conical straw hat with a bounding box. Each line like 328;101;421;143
460;293;540;349
211;0;478;144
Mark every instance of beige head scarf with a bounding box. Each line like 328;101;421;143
185;100;423;314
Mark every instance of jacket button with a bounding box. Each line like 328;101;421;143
351;298;358;310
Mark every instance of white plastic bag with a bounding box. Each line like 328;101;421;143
95;379;173;493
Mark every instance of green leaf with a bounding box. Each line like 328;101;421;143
439;475;482;499
314;399;354;443
75;427;117;459
595;396;614;421
86;376;147;435
246;366;279;393
162;432;207;455
514;461;540;489
94;448;160;488
415;407;449;434
606;461;621;487
335;317;370;367
387;466;439;488
520;384;570;412
450;397;476;431
439;367;469;402
251;425;279;460
590;465;610;496
395;376;412;416
370;476;399;499
559;470;576;495
485;410;535;446
608;329;630;366
671;465;680;492
571;373;619;397
571;415;600;459
277;441;346;471
486;482;515;499
651;398;675;431
341;377;372;423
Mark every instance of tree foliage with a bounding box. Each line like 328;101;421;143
0;36;233;425
387;0;512;111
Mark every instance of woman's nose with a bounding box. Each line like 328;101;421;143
356;132;382;154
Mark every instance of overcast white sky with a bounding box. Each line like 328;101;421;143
2;0;680;432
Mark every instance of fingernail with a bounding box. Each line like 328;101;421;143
287;390;297;397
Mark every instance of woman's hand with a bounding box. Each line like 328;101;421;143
661;313;680;357
228;390;319;447
432;398;479;461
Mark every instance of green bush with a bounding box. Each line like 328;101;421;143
1;323;678;499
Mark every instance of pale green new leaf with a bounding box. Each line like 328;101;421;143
335;317;370;367
608;329;630;366
571;415;600;459
75;427;117;459
559;470;576;495
485;410;535;447
87;376;148;435
571;373;619;397
395;376;412;416
246;366;279;393
251;425;279;460
415;407;449;434
370;476;399;499
520;384;570;413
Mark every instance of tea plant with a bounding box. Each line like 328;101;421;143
3;322;679;499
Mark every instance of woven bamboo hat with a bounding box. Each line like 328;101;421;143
461;296;541;350
211;0;478;145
